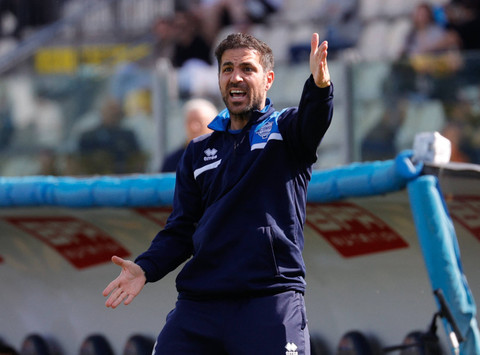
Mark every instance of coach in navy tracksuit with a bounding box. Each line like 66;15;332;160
103;32;333;355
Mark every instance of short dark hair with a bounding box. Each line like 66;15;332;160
214;33;274;72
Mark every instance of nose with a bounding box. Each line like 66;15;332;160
231;68;243;83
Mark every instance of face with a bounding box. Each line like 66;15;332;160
185;108;212;142
413;5;432;28
219;48;274;123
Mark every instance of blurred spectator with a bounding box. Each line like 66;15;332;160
189;0;283;45
389;3;462;102
401;3;459;58
290;0;360;62
37;147;60;175
318;0;361;53
170;10;213;69
161;98;217;172
150;10;217;98
443;87;480;163
0;0;61;39
361;106;399;161
444;0;480;51
441;121;470;162
0;0;28;39
0;88;13;151
151;15;176;62
78;97;144;175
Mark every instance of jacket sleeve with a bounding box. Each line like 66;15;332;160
135;143;202;282
278;75;334;164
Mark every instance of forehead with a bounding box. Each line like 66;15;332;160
220;48;262;66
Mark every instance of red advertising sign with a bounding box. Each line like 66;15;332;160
5;216;130;269
306;202;408;257
449;196;480;242
135;207;173;227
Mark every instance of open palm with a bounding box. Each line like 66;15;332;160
310;33;331;88
102;256;146;308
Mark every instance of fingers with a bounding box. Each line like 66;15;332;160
104;285;131;308
102;256;124;297
124;294;135;306
319;41;328;62
105;285;124;308
102;279;118;297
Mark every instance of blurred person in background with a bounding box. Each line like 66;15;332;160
170;10;213;69
290;0;360;63
0;88;14;152
444;0;480;51
161;98;217;172
78;97;143;175
318;0;361;54
187;0;283;45
150;9;216;98
151;15;176;62
401;2;459;57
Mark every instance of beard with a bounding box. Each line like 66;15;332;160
222;86;265;122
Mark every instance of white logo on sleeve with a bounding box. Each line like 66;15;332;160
285;342;298;355
256;121;273;139
204;148;218;161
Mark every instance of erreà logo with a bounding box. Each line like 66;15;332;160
285;342;298;355
204;148;218;161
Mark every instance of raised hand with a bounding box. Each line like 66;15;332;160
310;33;331;88
102;256;146;309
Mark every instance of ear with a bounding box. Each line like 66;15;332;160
265;70;275;91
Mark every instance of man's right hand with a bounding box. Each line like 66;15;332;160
102;256;146;308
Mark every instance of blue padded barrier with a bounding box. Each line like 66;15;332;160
408;176;480;355
0;173;176;208
0;152;422;208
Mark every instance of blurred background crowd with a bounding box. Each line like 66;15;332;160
0;0;479;176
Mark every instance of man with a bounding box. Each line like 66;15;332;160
103;32;333;355
161;98;217;172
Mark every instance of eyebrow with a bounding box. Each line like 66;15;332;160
221;61;256;69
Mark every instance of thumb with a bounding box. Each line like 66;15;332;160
310;33;319;55
111;255;125;267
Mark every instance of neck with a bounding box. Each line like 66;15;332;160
230;114;250;130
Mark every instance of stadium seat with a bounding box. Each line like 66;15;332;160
20;334;59;355
359;0;383;21
399;330;443;355
385;17;412;60
309;332;329;355
356;19;390;61
122;334;155;355
336;330;375;355
78;334;114;355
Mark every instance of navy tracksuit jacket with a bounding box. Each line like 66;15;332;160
136;76;334;300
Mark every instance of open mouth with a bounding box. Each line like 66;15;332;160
230;89;247;99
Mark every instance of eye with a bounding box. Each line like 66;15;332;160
222;67;233;73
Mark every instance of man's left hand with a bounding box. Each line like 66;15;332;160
310;33;331;88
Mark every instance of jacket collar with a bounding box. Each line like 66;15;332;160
208;98;275;132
